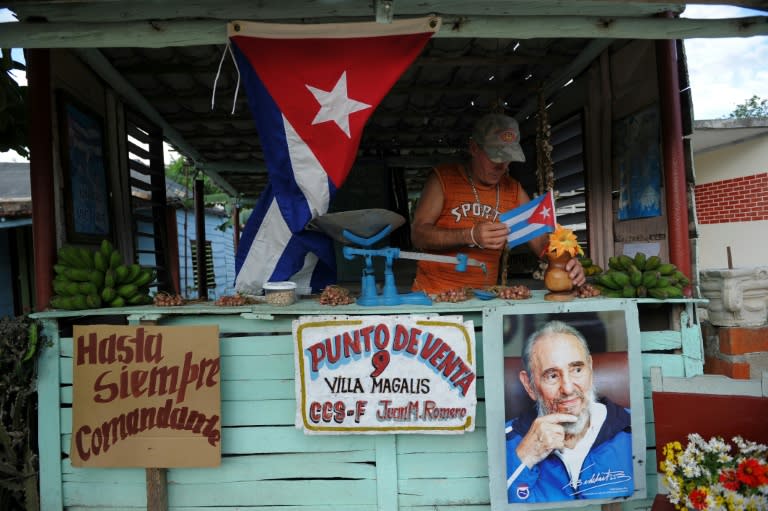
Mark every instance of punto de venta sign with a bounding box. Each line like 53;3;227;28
294;315;477;434
70;325;221;467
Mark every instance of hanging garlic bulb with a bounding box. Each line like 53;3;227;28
535;87;555;196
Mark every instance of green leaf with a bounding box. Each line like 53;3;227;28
728;94;768;119
21;322;38;362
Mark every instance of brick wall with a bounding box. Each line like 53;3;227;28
694;172;768;224
703;323;768;379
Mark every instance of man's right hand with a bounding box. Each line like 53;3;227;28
473;221;509;250
515;413;578;467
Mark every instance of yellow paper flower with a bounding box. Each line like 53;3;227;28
547;224;584;258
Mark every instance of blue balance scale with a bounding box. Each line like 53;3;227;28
311;209;487;307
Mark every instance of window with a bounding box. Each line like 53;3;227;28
189;239;216;291
127;110;171;292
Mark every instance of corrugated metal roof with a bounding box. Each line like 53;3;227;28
5;1;766;199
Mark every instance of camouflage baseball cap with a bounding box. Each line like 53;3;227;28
472;113;526;163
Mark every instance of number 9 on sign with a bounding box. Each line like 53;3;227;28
370;350;390;377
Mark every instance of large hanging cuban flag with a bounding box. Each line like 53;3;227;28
229;17;441;295
500;189;557;248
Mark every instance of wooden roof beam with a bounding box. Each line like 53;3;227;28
109;54;570;75
2;1;686;23
1;15;767;48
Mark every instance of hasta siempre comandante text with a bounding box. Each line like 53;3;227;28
74;398;221;461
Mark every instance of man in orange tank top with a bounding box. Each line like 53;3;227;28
410;113;585;294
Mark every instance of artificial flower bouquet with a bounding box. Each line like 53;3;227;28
546;224;585;258
660;433;768;511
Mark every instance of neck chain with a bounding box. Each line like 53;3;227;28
467;169;500;221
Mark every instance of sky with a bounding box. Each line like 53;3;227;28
0;5;766;162
682;5;768;119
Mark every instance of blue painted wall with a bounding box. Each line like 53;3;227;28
175;208;236;299
0;229;13;317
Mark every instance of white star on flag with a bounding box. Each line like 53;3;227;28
539;205;552;219
306;71;371;137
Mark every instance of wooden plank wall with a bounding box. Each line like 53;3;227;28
38;306;703;510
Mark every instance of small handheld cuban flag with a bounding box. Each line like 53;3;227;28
229;17;441;294
500;189;557;249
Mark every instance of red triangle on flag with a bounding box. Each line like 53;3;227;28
231;33;432;188
529;191;556;227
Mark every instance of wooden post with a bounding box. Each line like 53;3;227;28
656;14;692;281
28;49;57;311
146;467;168;511
232;202;240;253
138;317;168;511
165;207;181;294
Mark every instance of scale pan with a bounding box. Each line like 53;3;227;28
309;209;406;244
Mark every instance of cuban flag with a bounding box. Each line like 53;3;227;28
229;18;440;294
500;190;557;249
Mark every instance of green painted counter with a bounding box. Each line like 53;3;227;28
32;293;705;510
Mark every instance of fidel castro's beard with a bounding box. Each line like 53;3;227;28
536;387;598;436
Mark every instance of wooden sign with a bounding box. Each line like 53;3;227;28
70;325;221;467
294;315;477;434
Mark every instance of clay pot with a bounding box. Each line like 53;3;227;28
544;252;574;293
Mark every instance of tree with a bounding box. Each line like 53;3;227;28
728;95;768;119
0;48;28;158
165;156;227;202
164;157;245;232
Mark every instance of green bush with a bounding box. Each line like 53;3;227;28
0;315;41;511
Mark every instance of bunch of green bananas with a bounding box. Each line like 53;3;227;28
50;240;155;310
594;253;690;299
578;257;604;276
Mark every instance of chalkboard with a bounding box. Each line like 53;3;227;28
58;91;112;243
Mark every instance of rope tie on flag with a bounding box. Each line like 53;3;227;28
211;42;241;114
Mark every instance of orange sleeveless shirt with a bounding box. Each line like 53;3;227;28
412;163;521;294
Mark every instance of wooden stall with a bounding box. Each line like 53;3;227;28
32;293;706;510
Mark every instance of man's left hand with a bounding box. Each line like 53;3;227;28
565;257;586;287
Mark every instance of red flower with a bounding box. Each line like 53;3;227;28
688;488;709;510
756;461;768;485
736;458;767;488
719;468;741;491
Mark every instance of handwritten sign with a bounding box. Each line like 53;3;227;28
70;325;221;467
294;315;476;434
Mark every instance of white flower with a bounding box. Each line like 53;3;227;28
717;452;733;464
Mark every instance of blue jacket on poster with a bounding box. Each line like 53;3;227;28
505;398;634;503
